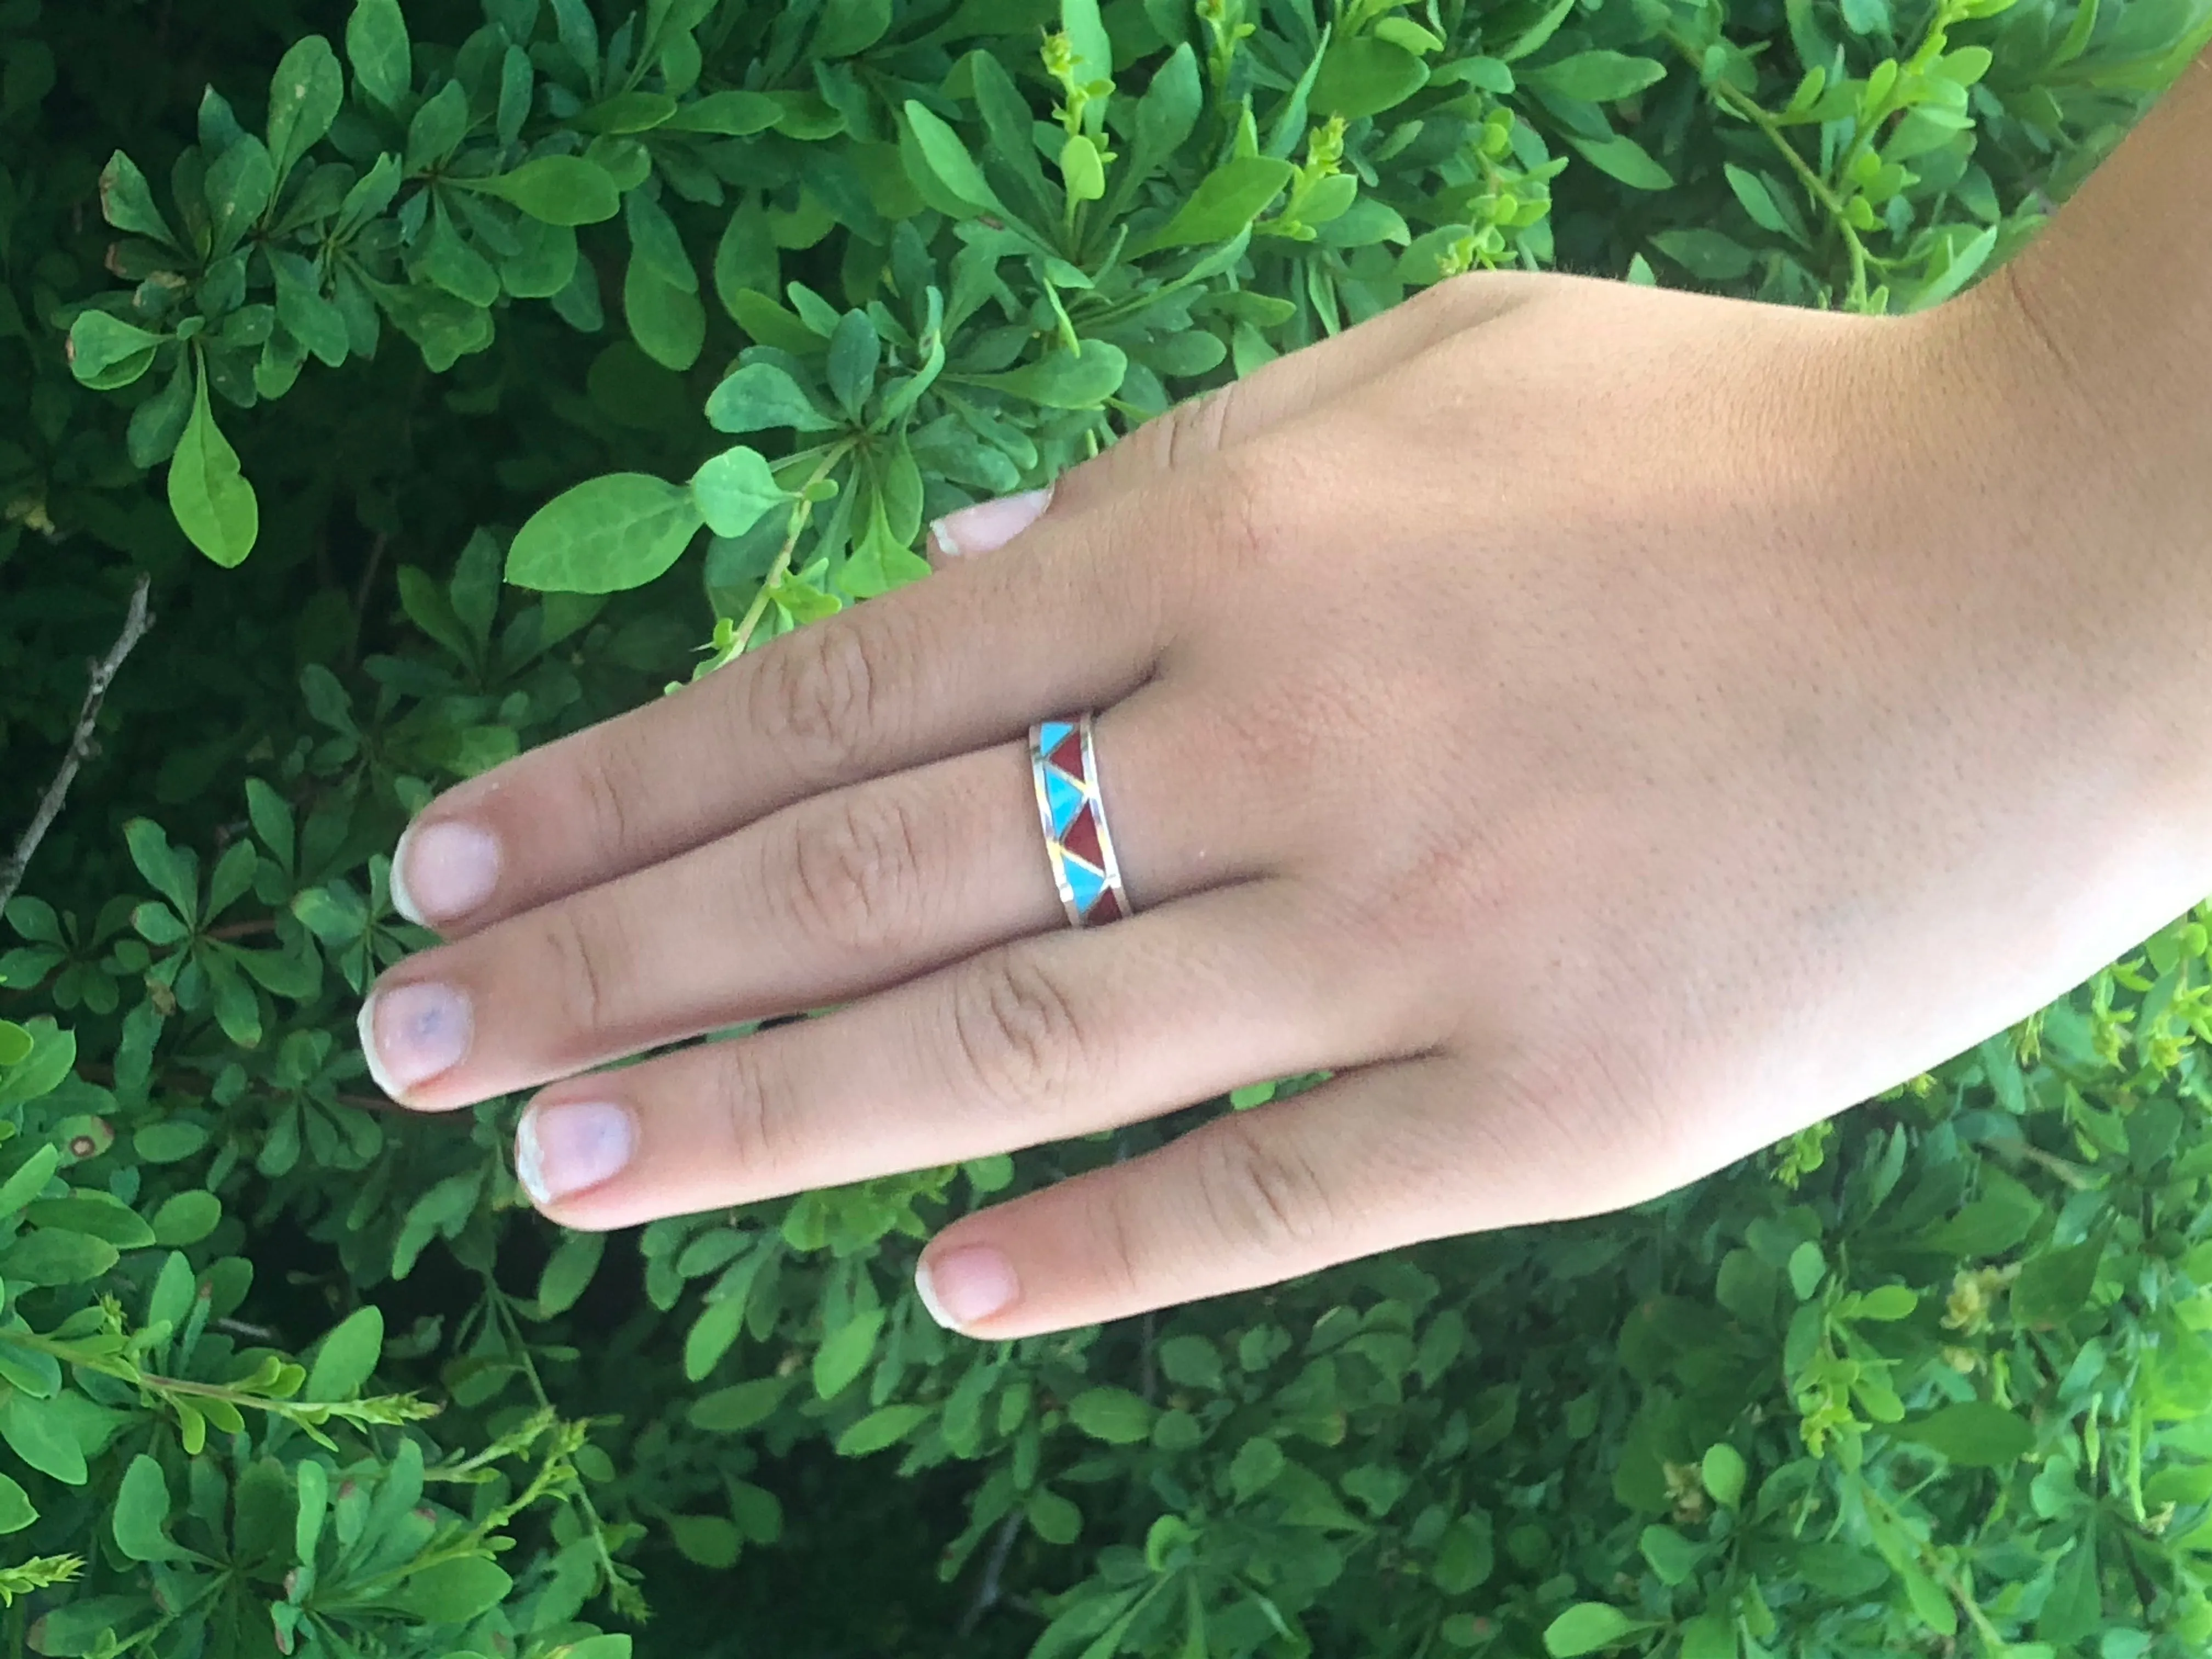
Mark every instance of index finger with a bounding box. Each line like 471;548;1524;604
386;487;1181;936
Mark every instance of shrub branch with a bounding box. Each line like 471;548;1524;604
0;574;155;915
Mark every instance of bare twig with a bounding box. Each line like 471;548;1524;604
347;531;390;671
955;1510;1026;1639
0;575;154;915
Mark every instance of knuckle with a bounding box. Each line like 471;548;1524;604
750;615;899;785
947;947;1094;1113
1201;447;1293;575
539;902;632;1048
780;788;934;955
1154;386;1240;473
569;742;640;867
710;1038;795;1182
1191;1114;1333;1256
1073;1177;1149;1306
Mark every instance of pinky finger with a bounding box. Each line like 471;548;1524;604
913;1053;1470;1339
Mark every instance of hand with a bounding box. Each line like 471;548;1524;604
358;268;2204;1339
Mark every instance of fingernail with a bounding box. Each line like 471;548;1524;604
390;819;500;927
358;981;472;1098
929;486;1053;559
914;1246;1019;1331
515;1101;635;1205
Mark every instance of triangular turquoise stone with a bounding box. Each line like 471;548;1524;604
1046;766;1086;834
1063;857;1106;917
1038;719;1074;755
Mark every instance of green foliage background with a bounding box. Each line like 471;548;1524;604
6;0;2212;1653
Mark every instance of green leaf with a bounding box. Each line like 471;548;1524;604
1918;1167;2043;1257
0;1147;58;1215
1891;1401;2035;1468
266;36;345;182
689;1374;791;1431
150;1190;221;1246
306;1305;383;1400
1;1393;86;1483
168;359;259;567
1432;1511;1494;1593
1061;0;1113;92
1135;156;1294;252
625;254;706;370
1310;39;1429;119
1542;1604;1660;1656
1701;1442;1747;1508
0;1026;26;1069
346;0;412;108
1069;1386;1156;1444
477;155;624;225
573;91;680;134
964;338;1127;407
684;1297;748;1381
1526;50;1668;101
0;1229;119;1286
1853;1284;1918;1320
836;1402;932;1455
2036;1531;2101;1644
814;1305;884;1398
1638;1523;1700;1586
690;447;786;538
115;1455;189;1562
2013;1239;2102;1327
1650;228;1758;281
537;1229;605;1316
1229;1435;1284;1499
668;1513;743;1567
99;151;176;245
387;1556;512;1623
1787;1240;1826;1300
0;1472;35;1534
826;310;881;417
1567;132;1674;190
1676;1612;1736;1659
404;81;471;173
23;1196;154;1248
815;0;894;57
668;90;783;134
1028;1485;1083;1543
1135;44;1201;170
902;100;1001;213
1158;1334;1222;1391
507;473;705;594
706;362;836;433
66;312;164;390
296;1456;329;1562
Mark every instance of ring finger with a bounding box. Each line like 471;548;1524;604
358;681;1279;1111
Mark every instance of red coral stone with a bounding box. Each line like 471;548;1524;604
1061;802;1104;870
1088;887;1122;923
1047;726;1086;778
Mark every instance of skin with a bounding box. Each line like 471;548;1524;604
359;50;2212;1339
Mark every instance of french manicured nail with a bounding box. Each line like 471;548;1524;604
929;486;1053;559
358;981;472;1098
515;1102;635;1206
390;819;500;926
914;1246;1019;1331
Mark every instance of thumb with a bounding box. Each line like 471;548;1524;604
927;269;1545;560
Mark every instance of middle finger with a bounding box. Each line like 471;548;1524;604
356;680;1270;1111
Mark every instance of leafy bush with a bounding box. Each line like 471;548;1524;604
7;0;2212;1654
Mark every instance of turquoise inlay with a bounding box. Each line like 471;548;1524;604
1039;719;1074;751
1063;857;1106;915
1046;766;1086;834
